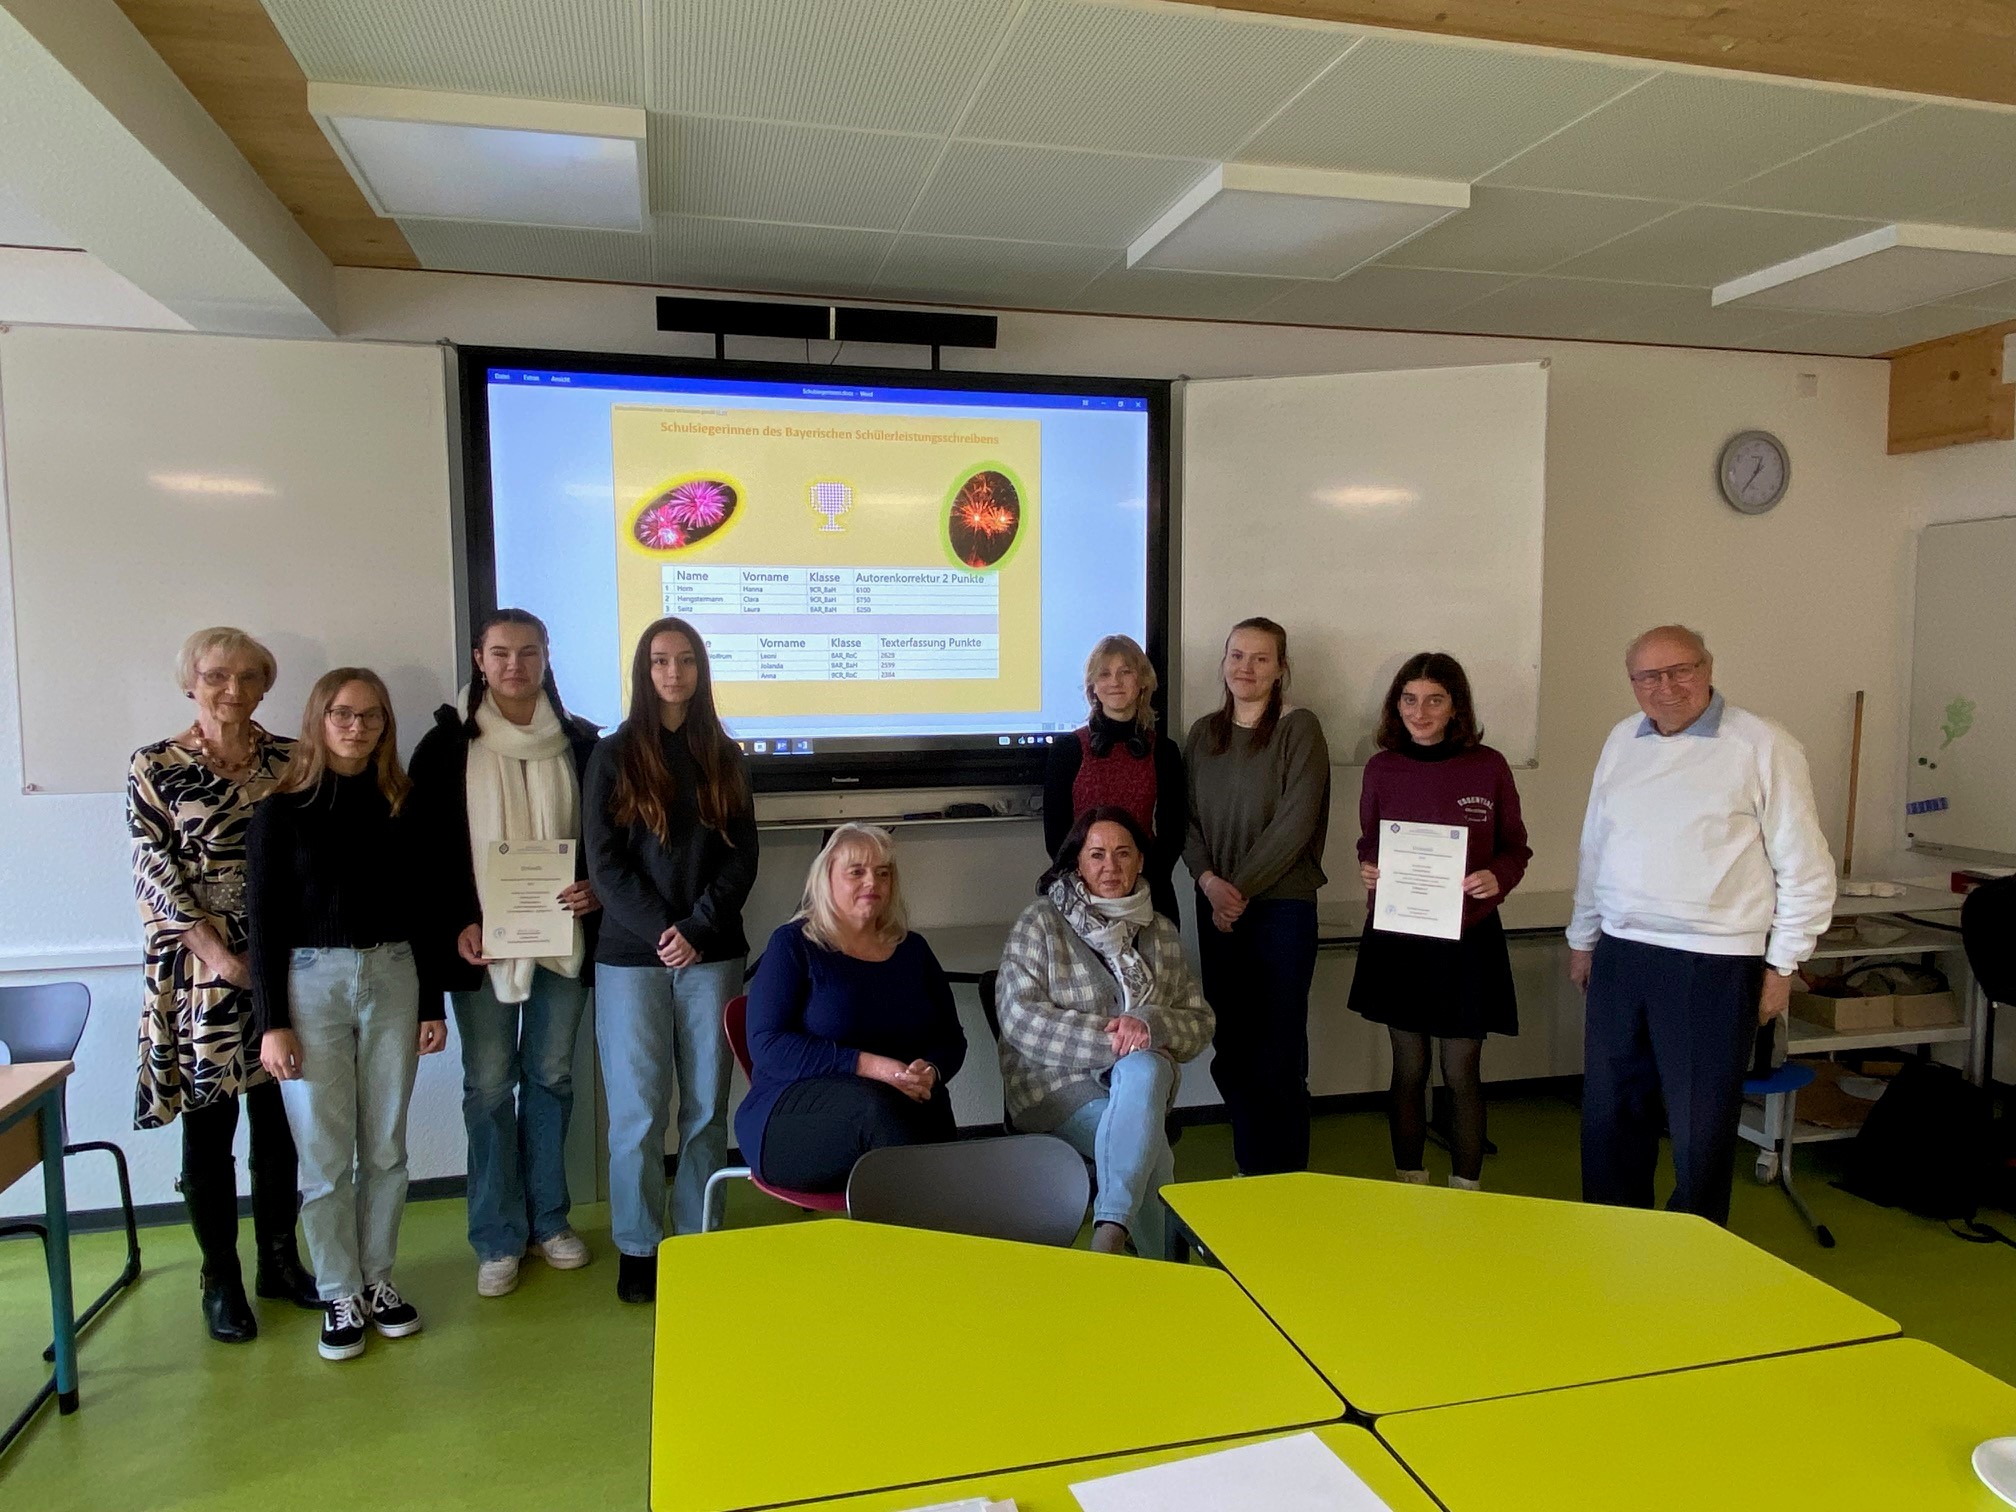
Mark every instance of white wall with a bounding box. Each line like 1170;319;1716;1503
7;261;2013;1215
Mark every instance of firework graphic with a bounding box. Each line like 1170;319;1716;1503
945;469;1022;569
809;481;853;533
631;477;739;553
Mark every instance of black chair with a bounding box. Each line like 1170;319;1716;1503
846;1134;1090;1248
0;983;143;1358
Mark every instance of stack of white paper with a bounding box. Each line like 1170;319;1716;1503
1069;1433;1393;1511
897;1499;1016;1512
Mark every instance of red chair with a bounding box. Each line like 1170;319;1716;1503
700;995;849;1232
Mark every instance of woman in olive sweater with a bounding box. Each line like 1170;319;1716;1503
1183;617;1330;1177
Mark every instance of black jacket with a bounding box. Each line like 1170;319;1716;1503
582;726;760;967
406;701;602;996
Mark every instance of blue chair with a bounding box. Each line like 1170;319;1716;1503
1745;1059;1835;1248
0;983;144;1356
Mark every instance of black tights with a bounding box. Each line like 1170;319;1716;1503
179;1080;300;1281
1388;1030;1485;1182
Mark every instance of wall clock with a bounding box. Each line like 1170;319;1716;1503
1717;430;1790;515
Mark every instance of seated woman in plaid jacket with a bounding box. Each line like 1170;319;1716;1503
997;806;1214;1257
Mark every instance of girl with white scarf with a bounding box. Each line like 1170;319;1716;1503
996;807;1214;1257
408;610;602;1299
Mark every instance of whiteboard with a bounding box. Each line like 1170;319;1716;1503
3;327;459;793
1179;362;1547;765
1906;514;2016;863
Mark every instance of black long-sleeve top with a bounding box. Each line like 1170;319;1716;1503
582;726;760;966
246;769;433;1033
1042;715;1187;923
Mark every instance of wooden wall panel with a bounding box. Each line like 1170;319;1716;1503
1886;318;2016;454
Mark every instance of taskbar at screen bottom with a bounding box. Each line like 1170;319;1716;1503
731;730;1069;759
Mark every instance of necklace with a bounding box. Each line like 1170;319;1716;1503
186;723;258;781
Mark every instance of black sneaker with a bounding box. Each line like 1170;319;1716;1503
616;1252;656;1305
365;1279;423;1338
319;1295;368;1361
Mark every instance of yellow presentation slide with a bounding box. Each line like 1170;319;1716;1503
610;406;1041;717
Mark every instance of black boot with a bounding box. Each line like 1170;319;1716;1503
201;1270;258;1343
254;1238;322;1310
616;1253;656;1304
182;1158;255;1343
246;1082;319;1309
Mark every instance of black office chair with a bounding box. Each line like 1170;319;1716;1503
0;982;143;1358
846;1134;1091;1248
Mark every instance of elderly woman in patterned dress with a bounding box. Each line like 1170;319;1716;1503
129;627;319;1343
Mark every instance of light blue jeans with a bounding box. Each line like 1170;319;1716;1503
1050;1050;1177;1258
277;944;421;1301
451;967;589;1262
595;957;743;1253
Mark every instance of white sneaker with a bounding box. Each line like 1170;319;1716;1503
532;1230;590;1270
477;1256;521;1297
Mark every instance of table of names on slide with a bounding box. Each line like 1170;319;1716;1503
665;565;1000;682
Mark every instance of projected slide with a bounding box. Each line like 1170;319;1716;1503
609;405;1041;717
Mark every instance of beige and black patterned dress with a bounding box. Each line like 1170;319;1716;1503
128;726;297;1129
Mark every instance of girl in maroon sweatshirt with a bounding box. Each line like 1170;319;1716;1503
1351;652;1530;1190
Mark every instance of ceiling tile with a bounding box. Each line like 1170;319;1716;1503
1932;278;2016;315
1573;284;1810;349
1450;275;1682;339
1554;205;1884;287
1934;185;2016;232
0;181;76;249
261;0;643;105
1719;105;2016;222
958;0;1348;158
1240;37;1644;179
399;219;652;282
874;235;1114;305
908;143;1209;246
1253;265;1516;327
1064;266;1310;320
1378;187;1675;274
1483;73;1908;201
647;0;1022;134
1765;305;2002;356
652;215;895;297
653;116;940;229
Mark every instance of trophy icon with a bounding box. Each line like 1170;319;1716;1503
809;481;853;532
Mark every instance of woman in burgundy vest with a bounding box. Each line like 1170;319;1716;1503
1043;635;1186;923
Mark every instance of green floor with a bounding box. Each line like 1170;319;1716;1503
4;1095;2014;1510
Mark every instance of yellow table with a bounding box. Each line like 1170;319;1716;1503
651;1220;1346;1512
1160;1173;1897;1414
789;1423;1435;1510
1381;1337;2016;1510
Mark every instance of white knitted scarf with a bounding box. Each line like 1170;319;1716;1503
465;688;583;1002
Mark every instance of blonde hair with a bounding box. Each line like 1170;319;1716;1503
793;823;908;951
1082;634;1158;733
276;667;411;814
176;626;276;692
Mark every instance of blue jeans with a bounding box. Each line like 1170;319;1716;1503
1050;1051;1177;1258
595;958;742;1252
277;944;420;1301
451;967;589;1262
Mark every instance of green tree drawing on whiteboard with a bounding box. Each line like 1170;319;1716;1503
1941;695;1975;749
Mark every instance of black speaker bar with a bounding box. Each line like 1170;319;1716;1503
656;296;997;364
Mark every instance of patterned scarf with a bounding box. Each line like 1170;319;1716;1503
1047;872;1156;1016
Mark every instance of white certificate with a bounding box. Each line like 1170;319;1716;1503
478;839;577;959
1373;820;1469;941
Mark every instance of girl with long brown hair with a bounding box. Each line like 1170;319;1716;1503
248;668;446;1362
583;617;758;1302
1181;617;1331;1176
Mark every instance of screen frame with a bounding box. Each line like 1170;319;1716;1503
456;343;1172;793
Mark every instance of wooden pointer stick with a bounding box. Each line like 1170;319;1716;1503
1842;689;1865;878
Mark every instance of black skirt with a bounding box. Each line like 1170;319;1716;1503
1348;908;1519;1039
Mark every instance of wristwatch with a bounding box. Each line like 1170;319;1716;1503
1771;965;1796;979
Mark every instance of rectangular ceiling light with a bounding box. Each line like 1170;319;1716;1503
1128;163;1467;280
1713;223;2016;315
308;84;647;232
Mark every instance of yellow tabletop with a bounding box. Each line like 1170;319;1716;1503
1161;1173;1897;1414
788;1423;1436;1510
1381;1337;2016;1511
650;1220;1346;1512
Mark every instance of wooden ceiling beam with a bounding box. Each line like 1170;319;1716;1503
1885;317;2016;453
1203;1;2016;110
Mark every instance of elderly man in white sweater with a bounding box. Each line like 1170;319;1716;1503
1567;625;1835;1224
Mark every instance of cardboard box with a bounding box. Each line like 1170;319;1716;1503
1894;991;1960;1028
1791;989;1894;1033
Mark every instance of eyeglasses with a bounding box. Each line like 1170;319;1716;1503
196;670;264;690
1629;659;1705;690
326;707;387;729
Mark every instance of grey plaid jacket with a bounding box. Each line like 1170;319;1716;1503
996;897;1214;1132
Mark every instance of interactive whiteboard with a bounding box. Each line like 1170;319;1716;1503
1179;361;1548;764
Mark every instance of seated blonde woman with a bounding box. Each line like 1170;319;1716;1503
734;824;967;1193
997;807;1214;1256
